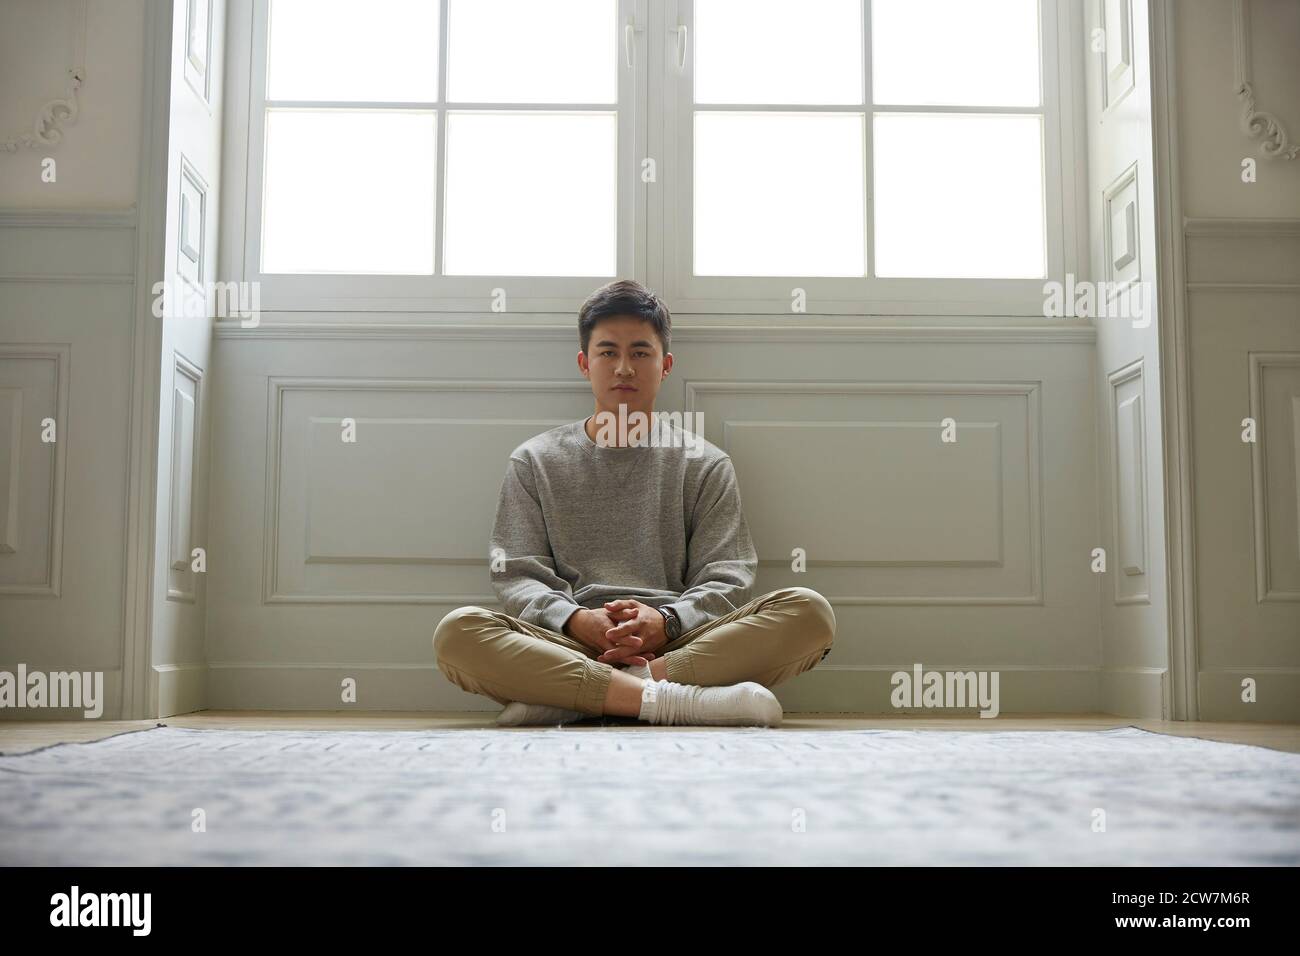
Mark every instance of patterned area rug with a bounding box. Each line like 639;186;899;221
2;725;1298;865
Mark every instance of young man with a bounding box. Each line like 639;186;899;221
433;279;835;726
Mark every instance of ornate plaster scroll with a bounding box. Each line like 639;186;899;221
1;0;89;153
1233;0;1298;160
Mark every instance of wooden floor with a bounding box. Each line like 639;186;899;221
2;711;1299;755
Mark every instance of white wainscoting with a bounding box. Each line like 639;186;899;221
1185;219;1300;722
205;321;1105;713
0;209;139;721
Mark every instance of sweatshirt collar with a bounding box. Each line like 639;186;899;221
577;416;654;457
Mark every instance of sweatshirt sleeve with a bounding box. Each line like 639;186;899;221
489;455;585;634
662;456;759;634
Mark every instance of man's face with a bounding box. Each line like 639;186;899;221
578;315;672;419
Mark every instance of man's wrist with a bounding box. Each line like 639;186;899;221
656;605;682;642
562;607;588;638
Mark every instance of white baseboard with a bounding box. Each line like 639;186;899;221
155;663;206;718
778;665;1103;715
207;662;1119;715
1100;667;1168;720
1197;669;1300;722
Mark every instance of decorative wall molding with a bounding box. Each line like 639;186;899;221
215;321;1098;344
686;379;1045;606
1185;282;1300;294
166;353;203;604
0;207;138;284
183;0;215;106
261;378;590;605
1183;217;1300;237
1232;0;1298;160
177;155;208;288
0;386;23;556
1248;352;1300;603
0;273;135;285
0;344;71;598
1182;218;1300;288
0;0;88;153
257;376;1046;608
1102;162;1141;294
1099;0;1136;113
0;208;137;229
1108;359;1150;606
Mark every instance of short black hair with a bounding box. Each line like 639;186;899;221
578;279;671;356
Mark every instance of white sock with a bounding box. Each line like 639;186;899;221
496;663;652;727
496;701;587;727
616;661;652;681
636;679;782;727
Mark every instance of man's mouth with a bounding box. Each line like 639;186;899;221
613;385;637;391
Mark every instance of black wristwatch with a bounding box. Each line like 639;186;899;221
656;605;682;641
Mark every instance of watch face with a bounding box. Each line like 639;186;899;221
660;607;679;638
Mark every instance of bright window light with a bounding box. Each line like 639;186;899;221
447;0;616;103
873;113;1045;278
262;109;437;274
442;112;617;276
872;0;1041;106
267;0;439;102
695;112;866;276
695;0;863;105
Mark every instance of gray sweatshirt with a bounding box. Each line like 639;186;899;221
489;417;758;636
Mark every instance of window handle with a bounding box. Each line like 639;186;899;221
625;20;635;69
673;24;688;71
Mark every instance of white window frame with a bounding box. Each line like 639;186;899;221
240;0;646;313
649;0;1080;316
231;0;1081;317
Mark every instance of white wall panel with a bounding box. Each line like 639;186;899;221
0;212;136;719
0;347;67;595
206;326;1099;712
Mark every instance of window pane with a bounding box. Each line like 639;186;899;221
262;110;436;274
267;0;439;102
873;114;1045;278
447;0;616;103
442;112;617;276
695;0;863;105
872;0;1040;106
695;113;865;276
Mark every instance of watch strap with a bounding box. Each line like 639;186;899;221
657;605;682;641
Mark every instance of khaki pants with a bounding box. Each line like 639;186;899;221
433;586;836;716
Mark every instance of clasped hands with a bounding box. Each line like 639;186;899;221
566;599;667;668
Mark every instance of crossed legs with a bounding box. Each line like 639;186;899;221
433;586;836;718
